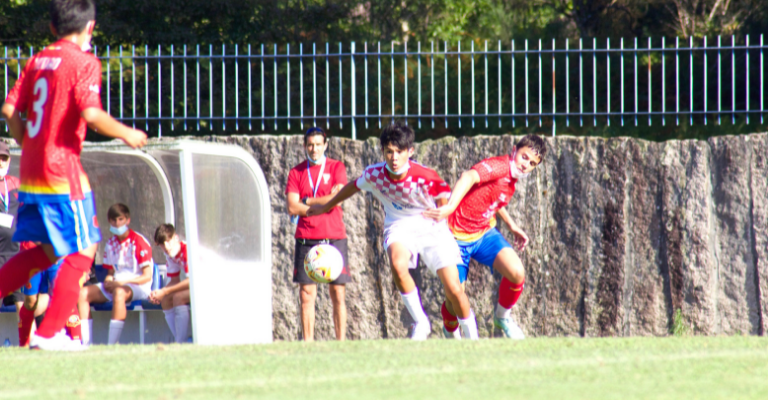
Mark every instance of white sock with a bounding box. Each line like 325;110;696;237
174;305;190;343
400;289;429;324
495;303;512;320
108;320;125;345
163;309;176;340
458;311;479;340
81;320;93;346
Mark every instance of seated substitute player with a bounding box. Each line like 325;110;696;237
423;135;546;339
78;204;153;345
286;127;350;342
149;224;191;344
308;121;478;340
0;0;147;351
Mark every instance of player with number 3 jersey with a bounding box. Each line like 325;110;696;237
0;0;147;351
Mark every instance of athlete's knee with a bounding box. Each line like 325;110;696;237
112;287;128;302
23;295;38;310
329;285;345;304
300;284;316;303
442;280;463;301
172;292;188;308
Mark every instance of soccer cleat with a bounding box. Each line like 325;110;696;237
29;331;86;352
442;326;462;340
494;316;525;340
408;321;431;341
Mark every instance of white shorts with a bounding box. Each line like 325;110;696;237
97;282;152;302
384;220;462;274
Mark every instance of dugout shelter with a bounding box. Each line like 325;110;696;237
7;140;273;346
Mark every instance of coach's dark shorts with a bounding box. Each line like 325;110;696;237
293;238;351;285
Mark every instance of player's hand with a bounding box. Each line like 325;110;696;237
122;128;148;149
306;204;328;217
511;228;529;252
422;205;453;222
148;289;165;304
103;280;116;292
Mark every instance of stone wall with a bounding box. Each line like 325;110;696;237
203;133;767;340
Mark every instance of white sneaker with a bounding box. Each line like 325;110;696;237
408;321;431;341
494;316;525;340
30;331;86;352
442;326;462;340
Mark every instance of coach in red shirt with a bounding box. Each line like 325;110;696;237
285;127;350;341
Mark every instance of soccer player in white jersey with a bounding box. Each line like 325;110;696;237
308;122;478;340
149;223;191;344
78;204;153;345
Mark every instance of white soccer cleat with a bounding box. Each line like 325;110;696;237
30;331;86;352
442;326;462;340
494;316;525;340
408;321;431;341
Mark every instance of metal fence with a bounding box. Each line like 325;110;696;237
2;35;766;138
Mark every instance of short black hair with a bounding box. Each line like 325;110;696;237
304;126;327;145
154;224;176;245
515;135;547;161
50;0;95;37
107;203;130;221
379;121;414;150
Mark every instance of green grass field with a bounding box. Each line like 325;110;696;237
1;336;766;400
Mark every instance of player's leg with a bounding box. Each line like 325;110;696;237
171;289;191;343
107;285;134;345
329;284;346;341
387;242;430;339
78;283;108;345
422;226;478;340
299;283;317;341
160;286;176;340
470;229;525;339
328;239;350;341
18;293;38;348
441;241;473;339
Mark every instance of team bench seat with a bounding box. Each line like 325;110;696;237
92;263;166;344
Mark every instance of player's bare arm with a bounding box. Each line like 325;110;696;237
306;181;360;217
81;107;147;149
0;104;25;145
496;208;529;251
423;169;480;221
287;184;343;217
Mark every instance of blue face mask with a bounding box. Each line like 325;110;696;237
110;224;129;235
385;160;410;175
306;150;326;165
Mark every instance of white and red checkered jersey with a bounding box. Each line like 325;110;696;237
103;229;153;281
166;241;189;278
355;161;451;228
448;155;518;242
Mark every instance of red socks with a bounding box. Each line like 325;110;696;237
65;306;82;342
18;306;35;347
498;278;525;309
0;246;53;299
36;253;92;339
441;302;459;333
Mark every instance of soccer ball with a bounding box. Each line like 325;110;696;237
304;244;344;284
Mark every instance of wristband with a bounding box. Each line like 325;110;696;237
302;197;309;205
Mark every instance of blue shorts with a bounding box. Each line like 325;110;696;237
456;228;512;283
13;192;102;257
21;259;63;296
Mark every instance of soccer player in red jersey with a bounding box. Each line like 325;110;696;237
149;224;192;344
308;122;479;340
423;135;546;339
0;0;147;351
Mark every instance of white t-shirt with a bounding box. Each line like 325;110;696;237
354;161;451;230
103;229;154;281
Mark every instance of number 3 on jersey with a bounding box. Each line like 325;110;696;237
26;77;48;139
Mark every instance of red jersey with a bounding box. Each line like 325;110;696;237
166;241;189;278
103;229;153;281
4;40;102;203
286;158;347;240
448;155;518;242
